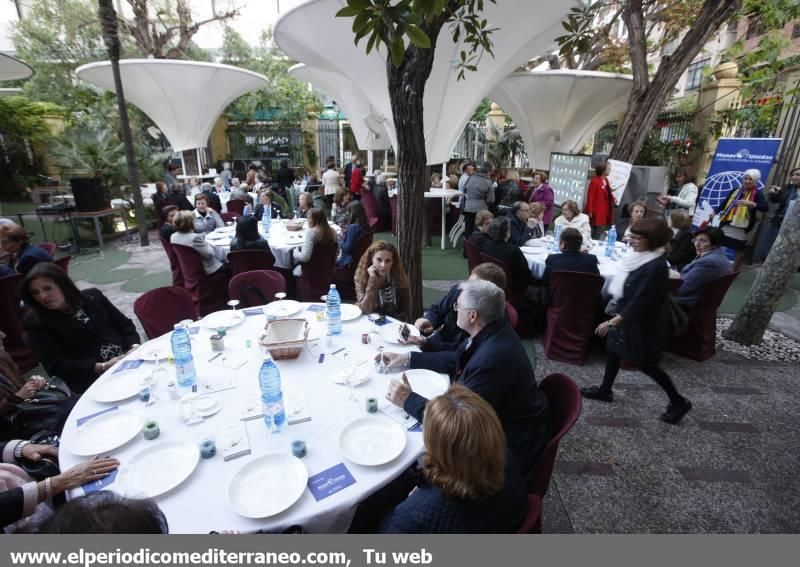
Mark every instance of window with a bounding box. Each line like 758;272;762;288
746;17;765;39
685;58;710;91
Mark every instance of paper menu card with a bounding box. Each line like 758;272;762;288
221;422;251;461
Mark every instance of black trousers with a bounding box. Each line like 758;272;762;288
601;352;684;405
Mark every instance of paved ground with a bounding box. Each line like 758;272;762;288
63;231;800;533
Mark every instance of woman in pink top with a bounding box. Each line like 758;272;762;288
528;171;554;228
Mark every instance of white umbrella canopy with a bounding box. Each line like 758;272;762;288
275;0;575;165
289;63;391;151
490;70;634;170
0;53;33;82
75;59;268;152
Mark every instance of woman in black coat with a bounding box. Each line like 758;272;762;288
229;215;270;252
21;263;140;393
582;218;692;424
666;210;696;270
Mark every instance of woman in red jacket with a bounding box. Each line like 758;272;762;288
584;162;616;239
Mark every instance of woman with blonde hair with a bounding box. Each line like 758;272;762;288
354;241;410;320
379;384;527;533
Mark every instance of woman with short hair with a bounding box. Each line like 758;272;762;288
666;210;696;270
711;168;768;269
622;201;648;243
192;194;224;235
584;162;615;238
379;385;527;533
529;202;546;239
0;225;52;276
159;205;179;241
354;241;410;320
553;200;592;244
295;192;313;220
43;491;167;534
467;210;494;249
331;189;352;226
529;170;554;228
170;211;228;276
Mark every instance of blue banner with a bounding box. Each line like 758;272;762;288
699;137;782;209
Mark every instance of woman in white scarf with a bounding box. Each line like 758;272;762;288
582;218;692;425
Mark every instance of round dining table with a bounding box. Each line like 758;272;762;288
59;305;447;534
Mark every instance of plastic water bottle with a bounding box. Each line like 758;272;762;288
171;323;196;388
326;284;342;336
259;354;285;431
262;207;272;237
605;226;617;257
242;204;251;216
551;224;562;253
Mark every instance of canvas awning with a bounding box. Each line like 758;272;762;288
0;53;33;82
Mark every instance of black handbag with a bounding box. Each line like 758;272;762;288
10;377;79;439
17;430;62;481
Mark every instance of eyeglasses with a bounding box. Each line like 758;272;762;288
453;302;476;313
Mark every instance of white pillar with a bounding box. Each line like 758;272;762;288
368;150;374;174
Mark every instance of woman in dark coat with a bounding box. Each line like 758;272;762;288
21;263;140;393
582;218;692;424
337;202;370;267
0;225;53;276
229;215;270;252
666;210;696;270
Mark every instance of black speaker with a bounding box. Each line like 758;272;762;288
70;178;109;212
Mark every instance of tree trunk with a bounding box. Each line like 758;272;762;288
99;0;148;246
386;19;446;319
723;205;800;344
610;0;740;162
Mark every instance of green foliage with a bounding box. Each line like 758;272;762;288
336;0;497;79
554;3;597;61
0;97;63;143
633;128;706;168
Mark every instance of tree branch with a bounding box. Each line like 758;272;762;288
624;0;650;93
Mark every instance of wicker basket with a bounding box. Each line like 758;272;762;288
285;221;303;232
259;318;309;360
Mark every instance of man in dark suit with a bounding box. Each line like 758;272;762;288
383;280;552;481
507;202;535;247
540;227;600;291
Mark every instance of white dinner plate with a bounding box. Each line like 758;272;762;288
263;300;302;318
69;410;145;456
201;310;245;329
90;368;145;403
228;454;308;518
339;416;407;466
378;323;421;344
340;304;362;322
331;364;371;386
120;440;200;499
401;369;450;401
135;341;171;361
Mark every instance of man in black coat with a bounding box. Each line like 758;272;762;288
507;202;535;247
540;227;600;291
481;217;536;300
384;280;551;481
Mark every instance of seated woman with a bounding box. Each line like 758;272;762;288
666;210;696;270
254;188;283;221
42;491;168;534
354;241;410;320
294;191;313;220
292;208;337;277
331;188;352;226
159;205;179;241
622;201;647;243
528;202;546;240
170;211;229;276
1;439;118;532
229;215;269;252
675;227;732;307
379;385;527;533
553;200;592;244
192;194;224;235
21;263;140;393
337;202;370;268
467;210;494;249
0;225;53;275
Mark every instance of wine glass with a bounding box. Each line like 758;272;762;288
340;366;362;417
227;299;240;323
274;292;287;317
319;295;328;322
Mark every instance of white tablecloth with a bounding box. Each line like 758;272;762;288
59;306;438;534
205;221;306;269
523;240;624;296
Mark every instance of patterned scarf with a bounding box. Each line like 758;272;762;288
720;186;756;228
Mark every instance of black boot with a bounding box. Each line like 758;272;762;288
581;386;614;402
660;398;692;424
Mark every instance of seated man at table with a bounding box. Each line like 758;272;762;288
481;217;538;305
675;226;732;307
540;227;600;296
193;194;224;235
506;202;535;247
383;280;551;480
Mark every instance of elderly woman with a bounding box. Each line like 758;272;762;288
467;210;494;249
528;171;555;228
192;194;224;235
294;191;313;220
331;189;352;226
553;200;592;244
21;263;140;392
529;202;546;240
292;208;337;277
170;211;228;276
378;385;527;533
675;226;732;306
229;215;269;253
582;218;692;424
666;210;696;270
354;240;410;320
254;189;283;221
0;225;53;276
711;168;768;269
462;162;495;241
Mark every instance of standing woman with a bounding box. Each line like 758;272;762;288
462;162;495;239
581;219;692;424
151;181;169;215
528;171;554;229
584;162;616;239
0;225;53;276
354;241;410;320
711;168;768;269
657;168;698;216
292;208;337;277
21;263;140;393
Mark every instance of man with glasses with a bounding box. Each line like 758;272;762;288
506;201;536;247
381;280;551;480
674;226;732;306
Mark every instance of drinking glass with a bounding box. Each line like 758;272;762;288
274;292;287;317
227;299;240;312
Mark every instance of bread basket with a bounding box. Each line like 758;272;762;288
285;221;303;232
259;318;309;359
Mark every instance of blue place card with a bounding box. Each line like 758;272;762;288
371;317;393;327
76;405;119;427
82;468;118;495
114;359;144;373
306;304;325;312
307;463;356;502
243;307;263;316
187;326;200;335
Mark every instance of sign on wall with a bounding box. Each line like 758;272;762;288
548;153;592;208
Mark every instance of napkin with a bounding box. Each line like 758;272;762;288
307;463;356;502
187;326;200;335
199;374;236;394
306;304;325;312
285;392;311;425
378;401;417;429
208;353;247;370
76;406;119;427
239;394;263;421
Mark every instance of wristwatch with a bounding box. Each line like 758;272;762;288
14;440;31;460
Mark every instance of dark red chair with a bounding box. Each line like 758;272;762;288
296;239;338;302
517;494;543;534
133;286;198;339
669;271;740;361
227;249;275;275
159;234;184;287
333;229;374;301
226;199;245;216
228;270;286;308
0;273;36;373
220;212;238;224
543;271;603;365
465;238;483;274
389;195;397;236
53;255;71;275
360;189;382;231
37;242;56;256
528;373;582;498
171;244;230;316
505;302;518;330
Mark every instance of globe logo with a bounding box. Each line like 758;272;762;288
735;149;751;159
700;170;765;208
